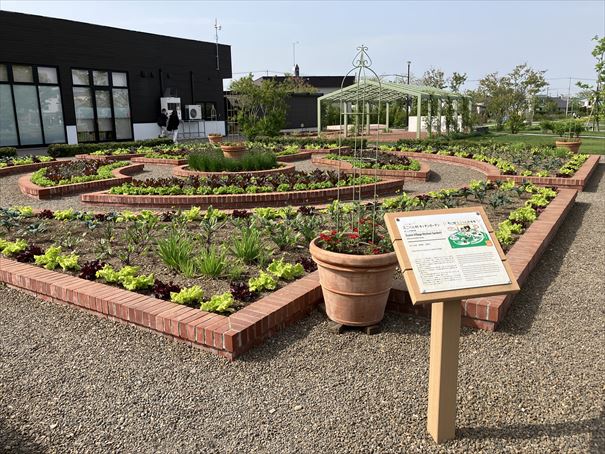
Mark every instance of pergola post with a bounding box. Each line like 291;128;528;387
343;102;348;137
454;99;459;132
467;98;473;132
427;96;433;138
437;98;442;135
366;102;371;135
386;102;390;132
317;98;322;135
416;94;422;139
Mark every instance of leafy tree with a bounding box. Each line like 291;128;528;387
421;67;446;89
449;72;467;93
230;75;316;138
576;35;605;131
477;64;548;132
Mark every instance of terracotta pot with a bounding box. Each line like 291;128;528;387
208;134;223;144
555;140;581;154
220;144;247;159
309;238;398;326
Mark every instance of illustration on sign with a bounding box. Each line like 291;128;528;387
395;211;511;294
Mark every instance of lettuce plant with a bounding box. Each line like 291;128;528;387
171;285;204;305
0;238;28;256
248;271;278;293
201;292;235;313
266;258;304;281
34;246;79;271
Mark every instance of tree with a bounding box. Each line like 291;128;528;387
576;35;605;131
421;67;446;89
449;72;467;93
230;75;316;138
477;64;548;132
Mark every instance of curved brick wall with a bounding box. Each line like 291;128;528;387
19;163;145;199
131;157;187;166
311;155;430;181
80;177;405;209
0;160;63;177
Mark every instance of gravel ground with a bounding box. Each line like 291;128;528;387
0;158;483;212
0;165;603;453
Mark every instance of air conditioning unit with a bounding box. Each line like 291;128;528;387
185;105;202;121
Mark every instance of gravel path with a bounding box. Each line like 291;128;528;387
1;165;603;453
0;159;483;212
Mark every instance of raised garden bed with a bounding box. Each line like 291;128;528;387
173;163;296;178
0;183;576;358
19;163;144;199
131;156;187;166
394;151;599;191
312;152;429;181
76;153;144;161
0;156;60;177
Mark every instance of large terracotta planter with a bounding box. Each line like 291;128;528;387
220;144;247;159
555;140;581;154
208;134;223;144
309;238;398;326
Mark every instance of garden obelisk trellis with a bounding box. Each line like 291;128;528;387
335;45;381;240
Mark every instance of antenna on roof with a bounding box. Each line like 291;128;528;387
214;18;222;71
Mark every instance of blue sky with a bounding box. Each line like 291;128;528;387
3;1;604;95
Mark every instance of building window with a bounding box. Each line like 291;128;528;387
0;63;65;146
71;68;132;142
201;102;217;120
13;65;34;83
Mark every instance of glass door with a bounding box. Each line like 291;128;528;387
95;90;114;142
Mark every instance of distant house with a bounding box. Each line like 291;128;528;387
254;66;355;96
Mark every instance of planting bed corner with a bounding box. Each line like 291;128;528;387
18;163;144;199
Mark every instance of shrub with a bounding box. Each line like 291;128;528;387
0;147;17;158
47;138;173;157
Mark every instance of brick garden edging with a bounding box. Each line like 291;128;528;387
275;149;331;162
0;160;63;177
0;259;320;360
80;177;406;209
386;188;578;330
18;163;145;199
131;156;187;166
311;155;430;181
75;153;144;161
0;188;579;358
397;152;599;191
172;163;296;178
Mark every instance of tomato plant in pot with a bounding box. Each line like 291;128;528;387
220;141;247;159
309;210;397;327
554;119;584;153
208;133;223;144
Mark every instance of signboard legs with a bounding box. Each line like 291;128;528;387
427;301;461;443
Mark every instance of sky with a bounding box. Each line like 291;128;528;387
2;0;604;95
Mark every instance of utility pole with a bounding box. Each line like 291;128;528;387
406;60;411;128
565;76;571;117
214;18;221;71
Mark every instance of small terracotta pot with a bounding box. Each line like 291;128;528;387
555;140;581;154
220;144;247;159
208;134;223;144
309;238;398;326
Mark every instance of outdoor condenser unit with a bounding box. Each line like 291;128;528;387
185;105;202;121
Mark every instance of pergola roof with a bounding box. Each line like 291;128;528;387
318;79;468;103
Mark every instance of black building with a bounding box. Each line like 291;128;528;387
0;11;231;147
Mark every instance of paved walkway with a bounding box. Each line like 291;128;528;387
0;166;603;453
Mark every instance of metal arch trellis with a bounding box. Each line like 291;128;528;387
335;45;382;243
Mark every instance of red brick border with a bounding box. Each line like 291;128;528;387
397;152;599;191
80;177;406;209
131;156;187;166
0;160;63;177
275;149;331;162
0;188;579;358
172;163;296;178
0;258;320;360
75;153;144;161
311;155;430;181
18;163;145;199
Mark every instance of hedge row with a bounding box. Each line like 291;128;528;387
253;136;367;149
0;147;17;158
47;138;173;157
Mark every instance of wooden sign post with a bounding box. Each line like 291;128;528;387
385;207;519;443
